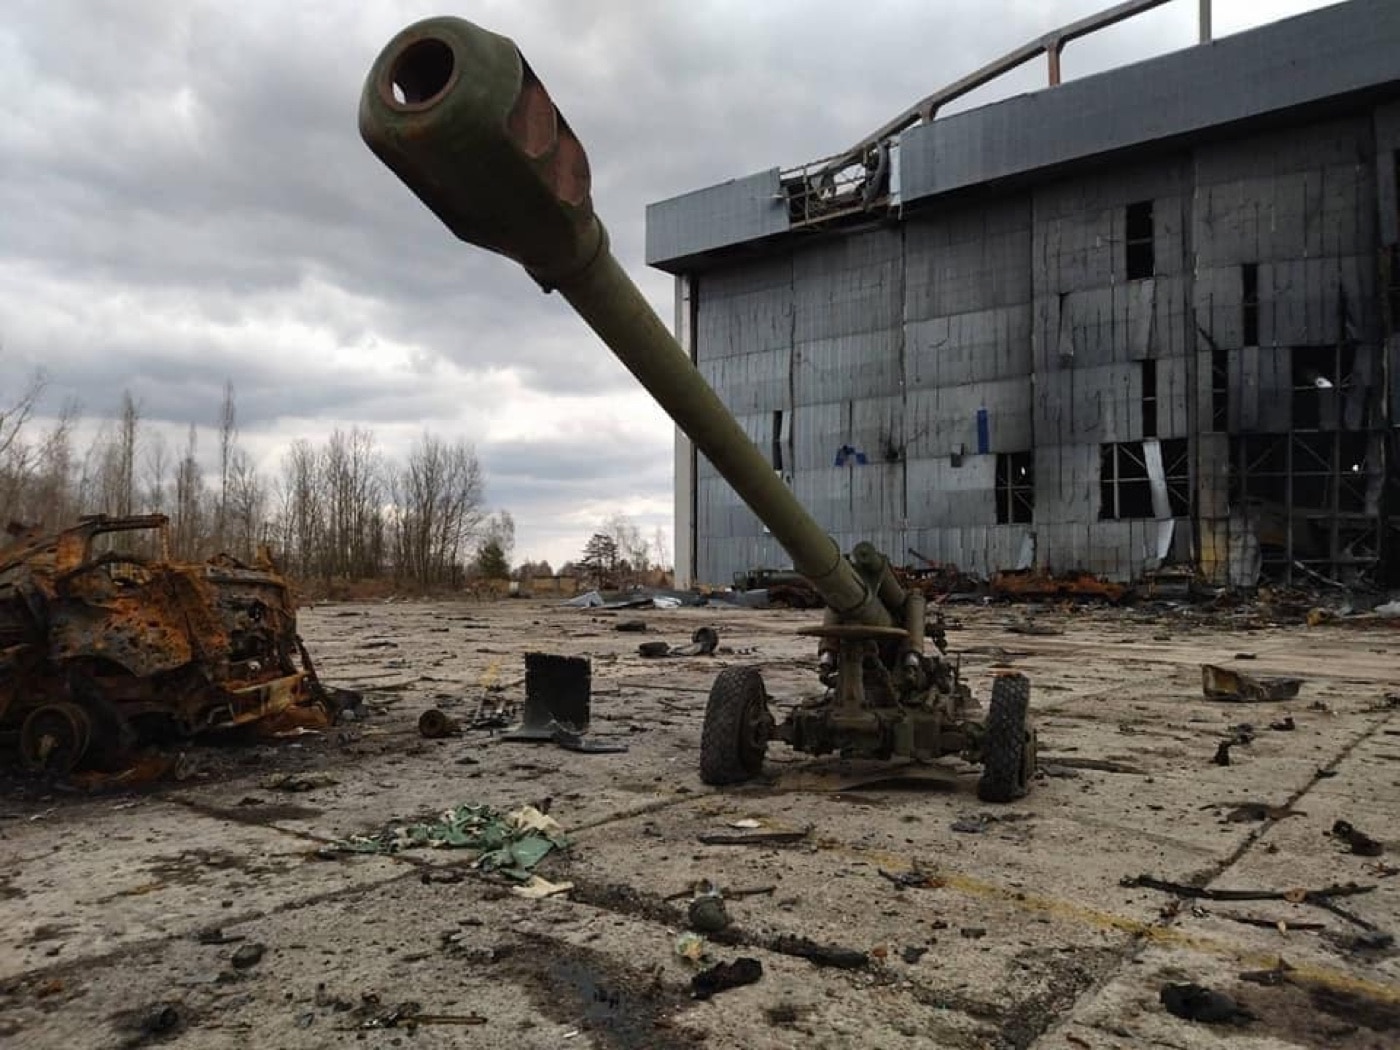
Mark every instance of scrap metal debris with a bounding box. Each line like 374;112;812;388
687;888;730;933
332;803;568;880
1159;982;1255;1025
691;957;762;999
1;514;345;775
1125;874;1375;908
637;626;720;659
769;935;868;970
261;772;338;792
1202;664;1303;702
697;825;811;846
417;709;461;739
1330;820;1385;857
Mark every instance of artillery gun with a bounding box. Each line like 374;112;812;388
359;18;1037;801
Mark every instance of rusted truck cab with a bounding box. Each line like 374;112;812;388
0;514;328;773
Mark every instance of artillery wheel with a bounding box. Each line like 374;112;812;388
700;667;772;785
20;702;93;775
976;673;1034;803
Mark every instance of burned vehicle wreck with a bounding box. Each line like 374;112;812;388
0;514;338;774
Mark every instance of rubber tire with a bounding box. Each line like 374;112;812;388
700;667;770;786
977;673;1031;803
19;702;92;775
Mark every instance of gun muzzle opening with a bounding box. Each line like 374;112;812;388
384;37;457;109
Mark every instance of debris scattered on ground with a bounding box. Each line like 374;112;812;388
877;865;945;890
950;811;1032;834
698;825;811;846
1159;982;1255;1024
901;946;928;964
230;942;265;969
417;708;461;739
614;619;648;633
960;927;987;939
675;932;708;962
550;722;629;754
260;772;338;792
510;875;574;899
769;935;868;969
1125;874;1375;907
687;889;730;933
1330;820;1385;857
1215;910;1324;931
691;957;762;999
332;803;568;880
1269;716;1296;731
637;626;720;659
1221;802;1301;823
1202;664;1303;702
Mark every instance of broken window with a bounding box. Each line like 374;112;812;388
1291;345;1353;431
1141;360;1157;439
1241;263;1259;346
1099;442;1153;520
1387;243;1400;334
1160;437;1191;517
770;410;784;472
1125;200;1154;280
995;451;1034;525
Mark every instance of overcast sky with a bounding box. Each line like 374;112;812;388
0;0;1335;568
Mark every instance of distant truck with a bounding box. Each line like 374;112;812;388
0;514;335;774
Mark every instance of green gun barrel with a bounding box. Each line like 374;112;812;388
359;16;893;627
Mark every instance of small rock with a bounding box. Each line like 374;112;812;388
231;943;266;969
960;927;986;940
901;946;927;964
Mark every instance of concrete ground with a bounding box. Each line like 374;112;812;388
1;597;1397;1049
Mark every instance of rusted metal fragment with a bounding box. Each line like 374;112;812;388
1202;664;1303;702
990;569;1127;603
0;514;339;774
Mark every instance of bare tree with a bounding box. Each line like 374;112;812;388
143;431;169;515
115;391;139;517
392;434;485;587
173;424;203;558
227;448;266;560
215;379;237;552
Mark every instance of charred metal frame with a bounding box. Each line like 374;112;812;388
0;514;331;772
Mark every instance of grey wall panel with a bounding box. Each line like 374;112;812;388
792;330;902;405
906;456;995;528
906;379;1033;458
899;0;1400;204
904;306;1032;389
695;265;793;360
1194;115;1374;184
793;469;853;534
647;169;789;270
792;401;847;473
699;348;791;415
848;463;905;534
1193;266;1244;349
1034;444;1099;524
850;396;904;466
1376;103;1400;245
1257;348;1292;433
1061;363;1142;444
1156;355;1191;438
904;201;1031;319
792;228;903;342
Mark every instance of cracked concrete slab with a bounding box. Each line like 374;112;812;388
1;601;1395;1048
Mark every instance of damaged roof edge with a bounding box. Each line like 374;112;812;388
645;169;789;273
900;0;1400;203
645;0;1400;271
